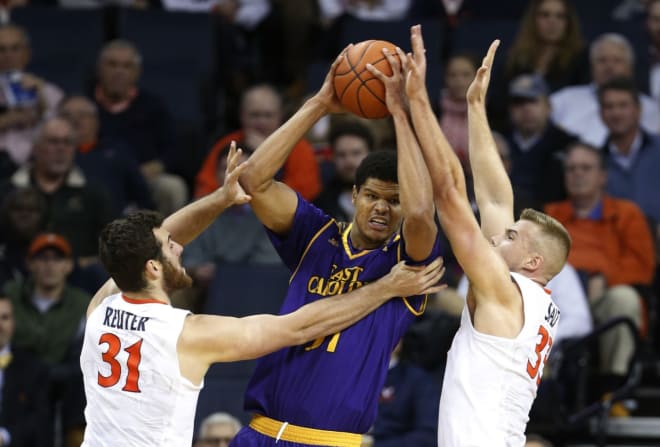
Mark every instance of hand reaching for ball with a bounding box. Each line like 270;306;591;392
405;24;428;101
365;46;408;115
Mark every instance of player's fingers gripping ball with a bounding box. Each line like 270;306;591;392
333;39;399;119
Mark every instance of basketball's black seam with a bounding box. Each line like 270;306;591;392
355;55;389;117
338;40;374;102
340;41;391;117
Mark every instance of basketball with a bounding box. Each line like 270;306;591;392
333;40;399;119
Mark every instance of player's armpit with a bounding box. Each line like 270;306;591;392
87;279;120;318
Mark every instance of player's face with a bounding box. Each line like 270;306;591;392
599;89;640;137
535;0;567;44
0;299;15;350
154;228;193;292
351;178;401;249
333;135;370;184
490;220;535;271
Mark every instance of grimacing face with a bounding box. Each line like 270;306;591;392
350;178;401;249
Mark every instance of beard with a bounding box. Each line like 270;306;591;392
162;257;193;293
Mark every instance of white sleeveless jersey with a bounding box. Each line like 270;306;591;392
80;294;202;447
438;272;560;447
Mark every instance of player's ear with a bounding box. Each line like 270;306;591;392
352;185;358;204
525;253;543;272
144;259;160;279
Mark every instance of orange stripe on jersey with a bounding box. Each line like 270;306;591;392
122;295;167;305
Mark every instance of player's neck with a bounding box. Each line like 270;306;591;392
122;287;170;305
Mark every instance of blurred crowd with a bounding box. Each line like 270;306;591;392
0;0;659;446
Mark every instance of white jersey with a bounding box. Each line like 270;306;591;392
438;272;560;447
80;294;202;447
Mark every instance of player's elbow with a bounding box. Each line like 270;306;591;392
238;169;268;195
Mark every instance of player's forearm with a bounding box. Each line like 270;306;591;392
393;111;437;260
162;188;234;245
467;103;513;209
409;96;465;198
394;111;434;219
240;98;327;194
291;280;394;343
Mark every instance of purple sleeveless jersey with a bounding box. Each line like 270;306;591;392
243;195;442;433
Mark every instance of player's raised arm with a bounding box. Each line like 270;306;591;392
406;27;515;305
239;52;348;235
178;258;446;381
405;25;468;203
366;46;437;261
162;142;251;245
466;40;515;239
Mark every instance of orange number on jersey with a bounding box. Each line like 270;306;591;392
526;325;553;386
97;333;143;393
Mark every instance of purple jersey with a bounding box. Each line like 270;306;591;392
243;195;442;433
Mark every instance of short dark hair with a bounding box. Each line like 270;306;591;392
329;121;375;152
99;210;165;293
354;150;397;189
597;77;640;106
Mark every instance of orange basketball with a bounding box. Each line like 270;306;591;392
333;40;398;119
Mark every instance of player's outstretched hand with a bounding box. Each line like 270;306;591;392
384;257;447;298
466;39;500;106
405;24;428;100
314;46;351;114
220;141;252;205
365;45;408;114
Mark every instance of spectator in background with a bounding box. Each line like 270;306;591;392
94;39;188;215
0;294;52;447
0;187;47;285
59;95;154;215
545;143;655;416
525;434;555;447
1;117;113;273
0;24;64;167
4;233;90;446
194;412;242;447
314;121;373;221
369;341;438;447
182;143;280;310
195;83;321;200
598;77;660;226
505;0;588;92
318;0;411;24
505;73;574;206
437;52;478;166
551;33;660;147
644;0;660;101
